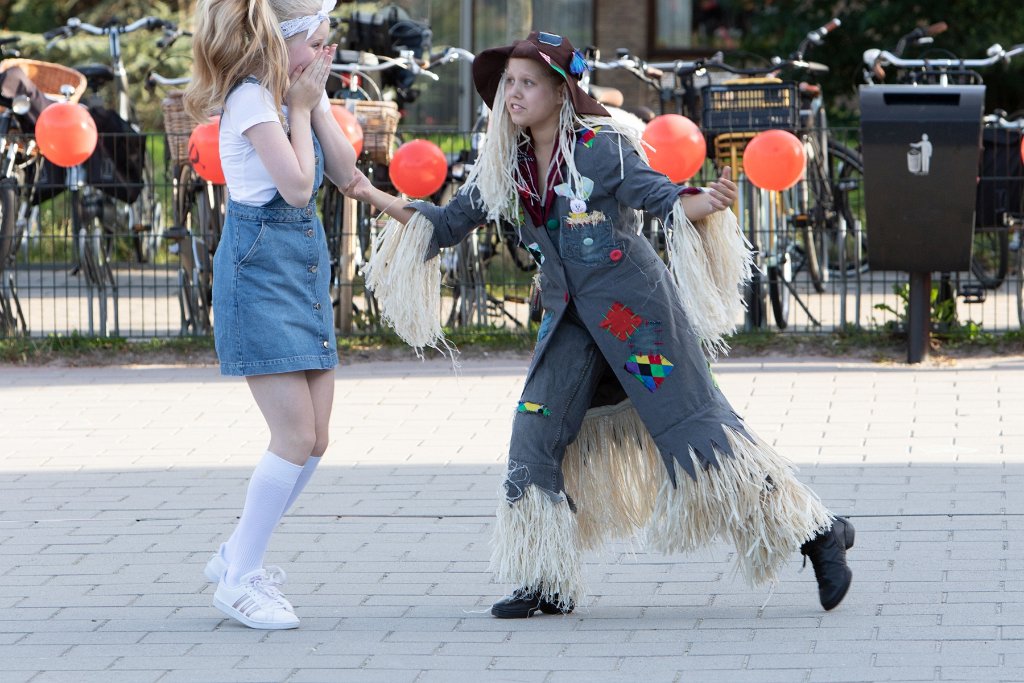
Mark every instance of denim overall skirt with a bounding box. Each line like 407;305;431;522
213;132;337;376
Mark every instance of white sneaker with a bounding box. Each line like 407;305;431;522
204;548;292;611
213;569;299;630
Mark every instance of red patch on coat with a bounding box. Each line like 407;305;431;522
599;302;644;341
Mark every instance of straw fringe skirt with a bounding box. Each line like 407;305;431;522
489;401;833;609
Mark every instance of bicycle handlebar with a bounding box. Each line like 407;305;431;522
864;42;1024;72
44;16;177;49
331;51;440;81
147;71;191;89
594;18;841;88
156;27;192;50
983;112;1024;130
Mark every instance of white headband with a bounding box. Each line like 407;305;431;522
279;0;336;40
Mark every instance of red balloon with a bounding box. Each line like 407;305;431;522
35;102;98;168
389;139;447;198
330;104;364;157
188;116;225;185
743;129;805;191
641;114;706;182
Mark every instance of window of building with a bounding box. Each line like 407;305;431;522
649;0;752;55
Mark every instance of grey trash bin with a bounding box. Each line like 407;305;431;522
859;85;985;271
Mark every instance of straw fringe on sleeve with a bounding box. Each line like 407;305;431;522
665;204;753;358
361;212;454;358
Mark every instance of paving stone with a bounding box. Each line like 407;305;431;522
1;358;1022;681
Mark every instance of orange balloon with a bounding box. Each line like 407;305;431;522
330;104;364;157
188;116;225;185
35;102;98;168
389;139;447;198
743;129;805;191
641;114;706;182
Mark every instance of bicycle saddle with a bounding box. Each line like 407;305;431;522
589;84;624;107
73;63;114;89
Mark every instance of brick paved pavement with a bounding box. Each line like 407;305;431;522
1;355;1022;682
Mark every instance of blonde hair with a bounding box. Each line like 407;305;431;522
184;0;322;123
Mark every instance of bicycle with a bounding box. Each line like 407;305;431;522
979;111;1024;326
148;64;225;337
701;19;861;329
323;47;441;334
0;34;47;336
43;15;179;265
865;25;1024;293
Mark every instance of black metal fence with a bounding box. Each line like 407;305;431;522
2;128;1022;340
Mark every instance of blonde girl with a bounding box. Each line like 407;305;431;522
185;0;357;630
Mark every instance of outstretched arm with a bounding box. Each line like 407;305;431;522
341;170;415;224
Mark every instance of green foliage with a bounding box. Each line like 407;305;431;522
741;1;1024;120
873;281;983;342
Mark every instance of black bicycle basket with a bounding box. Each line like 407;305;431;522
701;82;801;135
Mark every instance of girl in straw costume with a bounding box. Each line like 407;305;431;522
344;31;854;617
185;0;357;629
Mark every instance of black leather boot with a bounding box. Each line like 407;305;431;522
490;587;574;618
800;516;855;611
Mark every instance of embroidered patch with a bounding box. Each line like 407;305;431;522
565;210;606;227
599;302;643;341
578;127;601;148
517;401;551;416
625;353;675;392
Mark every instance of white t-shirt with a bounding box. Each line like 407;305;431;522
219;81;330;206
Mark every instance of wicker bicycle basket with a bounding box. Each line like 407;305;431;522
701;81;800;136
0;58;87;104
160;90;192;165
332;99;400;165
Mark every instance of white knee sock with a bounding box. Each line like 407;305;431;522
220;454;322;570
283;455;321;514
224;451;302;586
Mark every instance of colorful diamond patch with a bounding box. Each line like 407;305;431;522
578;127;601;148
517;401;551;416
599;302;643;341
625;354;675;392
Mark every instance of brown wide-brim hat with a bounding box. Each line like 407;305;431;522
472;31;610;118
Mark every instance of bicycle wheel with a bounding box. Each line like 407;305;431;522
826;142;866;275
321;182;351;331
0;178;17;266
71;188;118;335
797;133;828;293
130;163;162;264
970;226;1008;289
764;191;791;330
175;165;210;334
741;181;767;330
194;182;221;327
